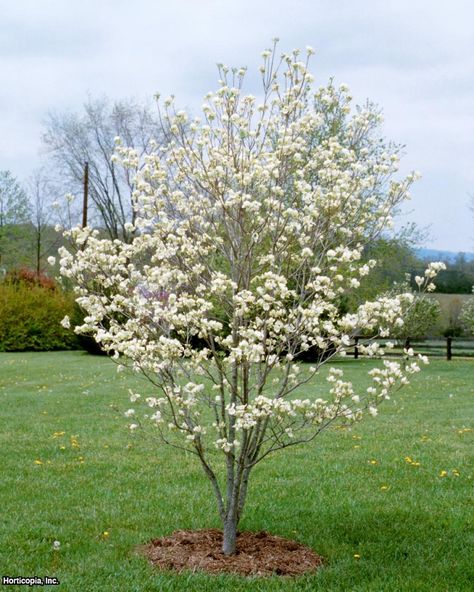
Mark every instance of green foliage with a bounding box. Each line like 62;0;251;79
0;223;33;271
0;170;30;227
418;253;474;294
0;222;64;275
346;237;420;309
442;322;464;338
459;288;474;336
396;297;440;339
389;282;441;339
0;275;80;351
0;171;31;268
355;280;440;340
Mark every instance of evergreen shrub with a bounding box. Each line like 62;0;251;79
0;270;80;351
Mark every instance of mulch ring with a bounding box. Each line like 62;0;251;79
139;528;324;577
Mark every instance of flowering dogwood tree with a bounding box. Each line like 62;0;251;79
58;45;445;555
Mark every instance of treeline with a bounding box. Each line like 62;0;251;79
414;254;474;294
0;222;65;277
0;170;66;277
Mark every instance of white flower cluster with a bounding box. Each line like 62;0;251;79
414;261;446;292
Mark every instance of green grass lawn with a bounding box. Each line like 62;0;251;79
0;352;472;591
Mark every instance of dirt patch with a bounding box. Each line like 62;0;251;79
140;528;324;577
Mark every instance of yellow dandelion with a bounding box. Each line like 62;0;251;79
380;485;389;491
354;554;361;560
439;470;448;477
369;459;378;465
34;459;43;465
452;469;460;477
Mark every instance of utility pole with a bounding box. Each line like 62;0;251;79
82;161;89;228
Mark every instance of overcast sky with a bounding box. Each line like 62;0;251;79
1;0;473;251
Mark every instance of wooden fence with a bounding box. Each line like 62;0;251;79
351;337;474;361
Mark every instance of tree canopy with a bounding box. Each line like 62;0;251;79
59;45;444;555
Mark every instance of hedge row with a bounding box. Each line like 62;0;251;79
0;281;80;352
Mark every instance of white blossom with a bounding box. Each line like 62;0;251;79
60;316;71;329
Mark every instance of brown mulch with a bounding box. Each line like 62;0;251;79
139;528;324;577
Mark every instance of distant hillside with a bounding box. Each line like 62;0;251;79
415;248;474;263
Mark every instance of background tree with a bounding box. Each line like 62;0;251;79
28;170;62;276
43;97;163;242
459;288;474;335
59;45;444;555
341;231;423;312
457;199;474;334
381;281;440;340
0;170;31;272
424;252;474;294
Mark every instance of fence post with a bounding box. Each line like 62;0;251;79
354;336;359;360
405;337;411;351
446;337;452;361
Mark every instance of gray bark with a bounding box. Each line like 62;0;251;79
223;515;238;555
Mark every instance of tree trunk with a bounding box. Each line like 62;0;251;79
222;515;238;555
36;230;41;278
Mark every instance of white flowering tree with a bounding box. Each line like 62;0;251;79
58;45;445;555
379;281;441;340
459;287;474;335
